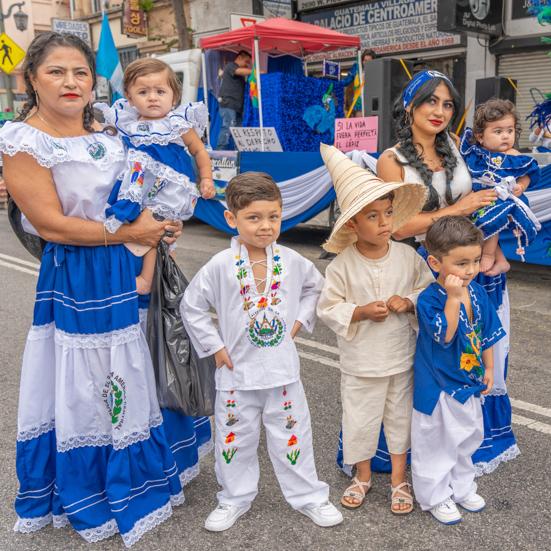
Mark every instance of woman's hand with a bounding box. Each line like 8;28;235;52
162;220;183;245
452;189;497;216
127;209;176;247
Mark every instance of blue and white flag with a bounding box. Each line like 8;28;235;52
96;11;124;103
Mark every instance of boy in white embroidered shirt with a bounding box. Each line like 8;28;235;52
181;172;342;532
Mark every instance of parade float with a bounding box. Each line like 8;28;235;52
188;17;551;267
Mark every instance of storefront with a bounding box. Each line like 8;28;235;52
298;0;468;117
491;2;551;150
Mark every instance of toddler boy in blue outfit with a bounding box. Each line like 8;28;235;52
411;216;506;525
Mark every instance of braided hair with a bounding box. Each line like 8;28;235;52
15;32;98;133
391;76;462;212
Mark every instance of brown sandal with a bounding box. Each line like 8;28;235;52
391;481;414;515
341;476;372;510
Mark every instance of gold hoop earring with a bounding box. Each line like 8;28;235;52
406;112;412;125
35;91;40;107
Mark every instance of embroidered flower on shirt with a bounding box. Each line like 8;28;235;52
460;353;480;373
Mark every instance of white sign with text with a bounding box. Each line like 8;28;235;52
230;127;283;152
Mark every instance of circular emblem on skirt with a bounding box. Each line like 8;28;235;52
247;307;286;348
102;372;127;429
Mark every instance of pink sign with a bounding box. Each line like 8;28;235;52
334;116;378;153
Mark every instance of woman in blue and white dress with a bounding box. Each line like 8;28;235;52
1;32;211;547
374;70;520;477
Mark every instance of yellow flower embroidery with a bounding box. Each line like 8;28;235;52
460;353;480;372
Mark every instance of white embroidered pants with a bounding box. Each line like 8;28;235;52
214;380;329;509
411;392;484;511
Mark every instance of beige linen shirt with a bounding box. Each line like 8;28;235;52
317;241;434;378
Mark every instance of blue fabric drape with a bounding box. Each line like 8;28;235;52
267;55;303;75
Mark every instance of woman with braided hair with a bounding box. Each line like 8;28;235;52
1;32;212;546
376;70;520;477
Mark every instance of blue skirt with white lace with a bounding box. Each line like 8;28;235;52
14;242;212;547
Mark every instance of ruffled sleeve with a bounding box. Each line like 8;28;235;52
94;99;208;147
0;121;124;170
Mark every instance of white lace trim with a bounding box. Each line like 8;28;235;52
121;501;173;548
28;323;145;349
179;463;200;487
53;513;70;529
474;443;521;477
54;324;142;349
78;517;119;544
197;438;214;460
14;512;53;533
117;185;143;205
139;308;148;325
104;215;124;234
27;322;55;341
0;123;125;170
487;385;508;396
96;100;207;146
17;420;55;442
126;148;199;193
170;490;185;507
148;203;194;223
56;413;163;453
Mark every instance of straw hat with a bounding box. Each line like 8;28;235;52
321;143;427;253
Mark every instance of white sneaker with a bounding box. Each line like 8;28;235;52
204;503;251;532
298;500;343;527
457;493;486;512
428;498;462;525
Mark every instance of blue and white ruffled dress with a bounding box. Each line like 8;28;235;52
0;122;212;547
460;128;541;247
95;99;207;234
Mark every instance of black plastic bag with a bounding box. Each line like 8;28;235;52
146;240;216;417
8;196;47;261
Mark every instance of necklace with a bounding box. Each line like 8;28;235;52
423;153;442;171
34;111;83;138
237;242;276;329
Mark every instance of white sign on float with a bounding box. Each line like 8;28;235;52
230;127;283;152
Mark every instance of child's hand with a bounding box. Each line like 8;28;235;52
386;295;413;314
214;348;233;371
480;369;494;395
512;184;523;198
363;301;389;323
200;178;216;200
513;175;530;197
443;274;463;300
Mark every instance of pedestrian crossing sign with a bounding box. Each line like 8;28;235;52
0;33;25;75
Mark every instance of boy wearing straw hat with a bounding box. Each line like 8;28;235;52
316;144;434;514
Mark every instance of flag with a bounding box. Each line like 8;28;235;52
96;11;124;103
248;50;258;108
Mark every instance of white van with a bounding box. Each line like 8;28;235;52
153;49;203;105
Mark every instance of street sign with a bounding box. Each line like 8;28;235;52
229;13;266;31
51;19;92;46
0;33;25;75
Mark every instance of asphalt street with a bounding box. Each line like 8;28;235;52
1;211;550;551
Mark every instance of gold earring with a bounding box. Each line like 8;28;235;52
35;90;40;107
406;111;412;125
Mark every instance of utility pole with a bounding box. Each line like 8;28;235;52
0;0;14;113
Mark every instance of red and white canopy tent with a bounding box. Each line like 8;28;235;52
200;18;361;149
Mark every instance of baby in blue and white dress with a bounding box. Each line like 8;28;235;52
460;98;540;276
96;58;215;294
